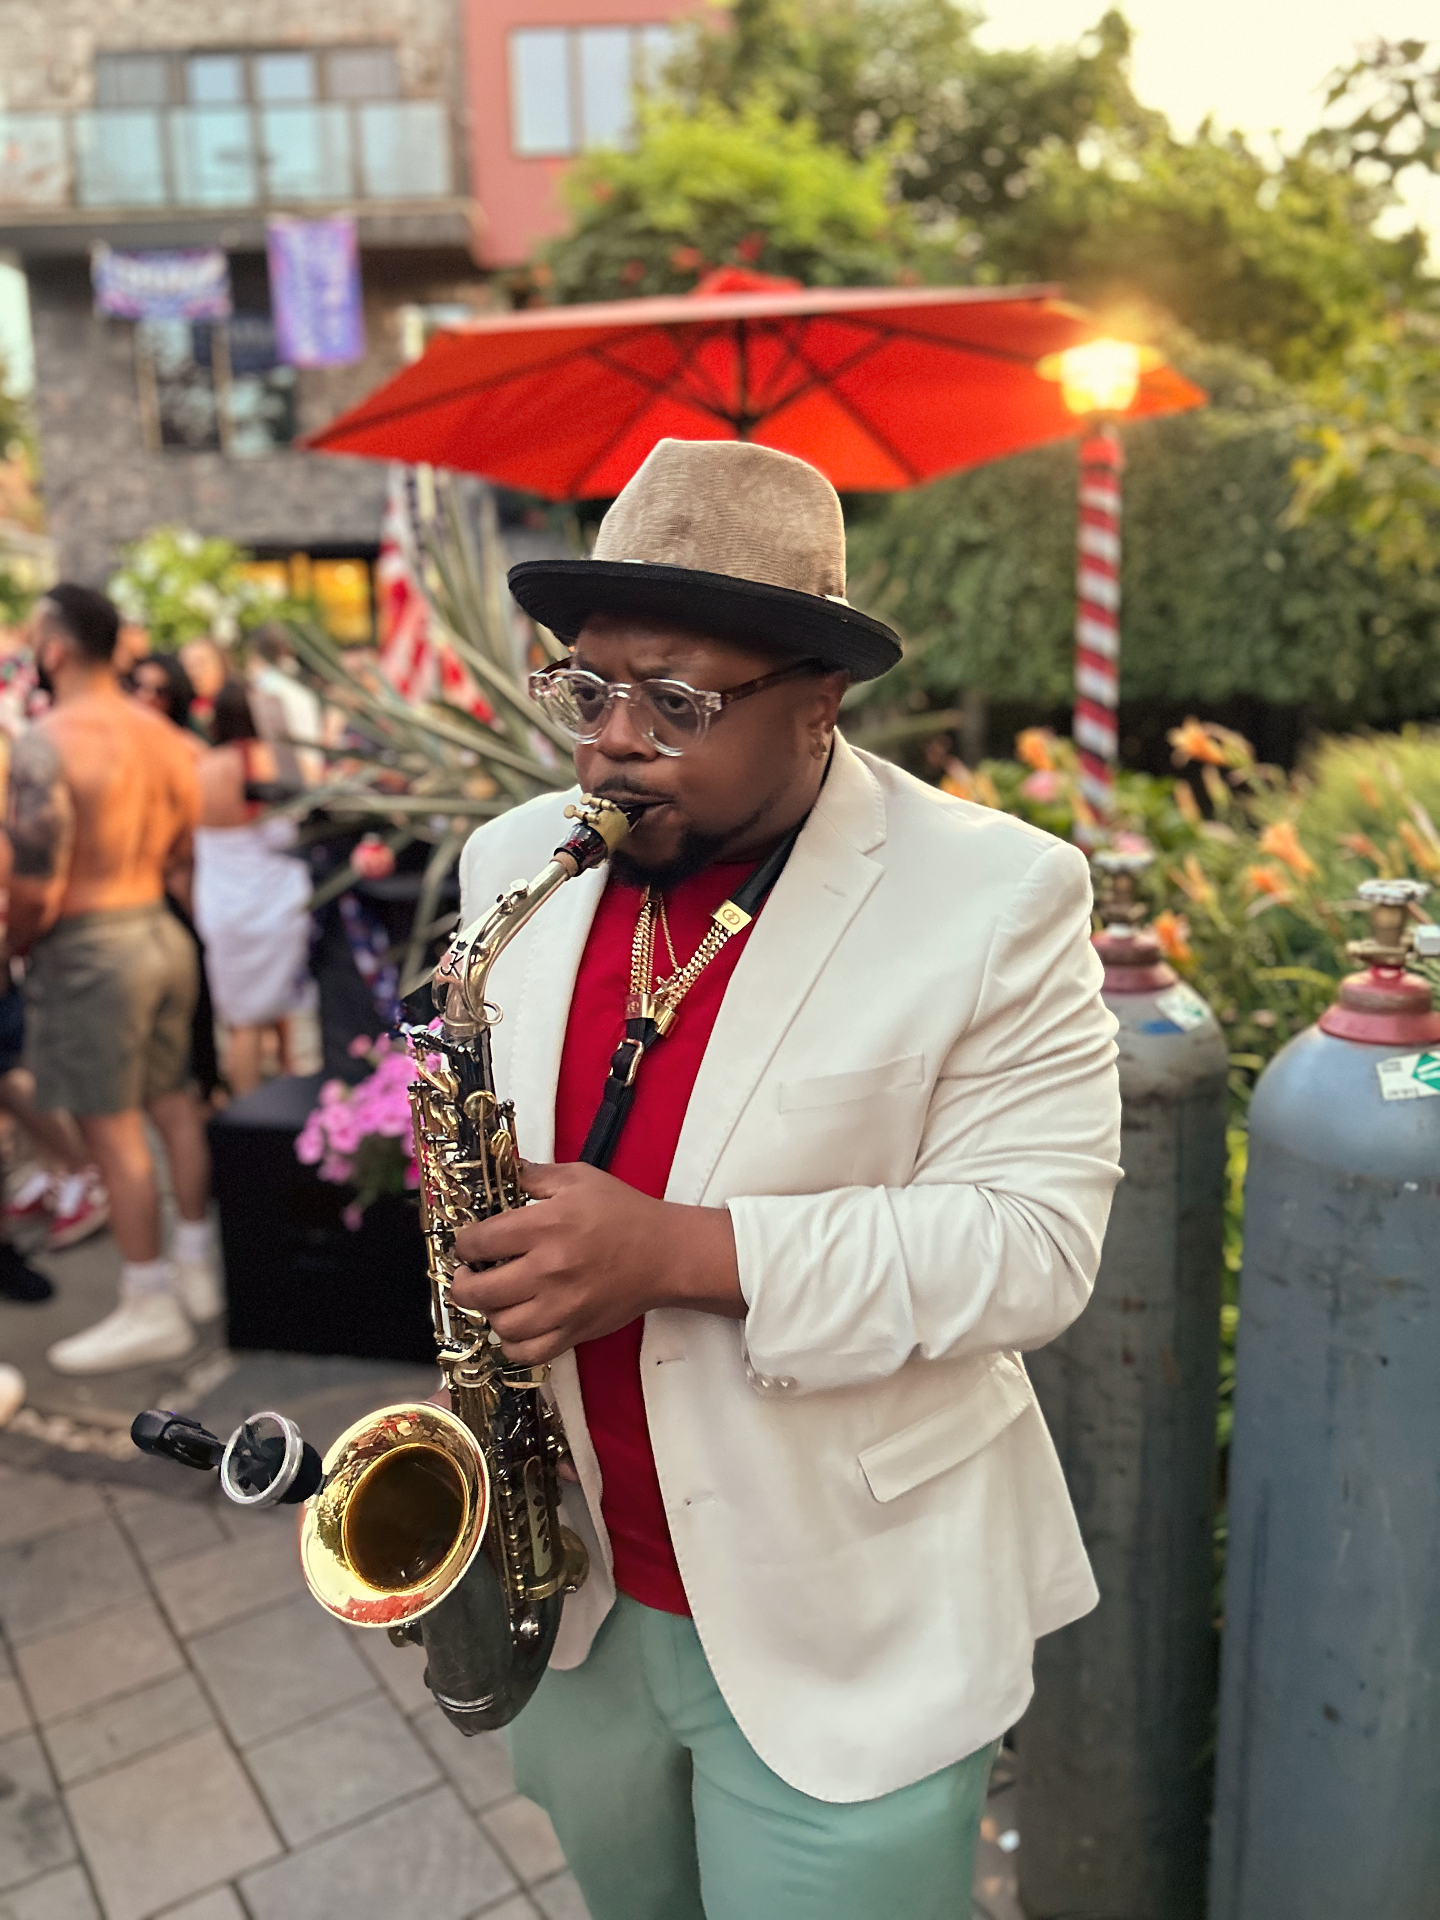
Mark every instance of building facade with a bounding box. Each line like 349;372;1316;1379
0;0;482;597
463;0;688;268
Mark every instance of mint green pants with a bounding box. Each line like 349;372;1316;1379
507;1594;997;1920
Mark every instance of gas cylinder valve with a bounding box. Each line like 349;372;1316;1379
1319;877;1440;1045
1091;848;1153;933
1344;876;1433;972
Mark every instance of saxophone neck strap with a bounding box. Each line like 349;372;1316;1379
578;818;805;1172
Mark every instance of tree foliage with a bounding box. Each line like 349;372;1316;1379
671;0;1156;227
536;95;923;303
846;343;1440;725
1309;36;1440;182
980;134;1422;382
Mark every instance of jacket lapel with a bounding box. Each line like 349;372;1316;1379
504;856;606;1164
665;734;887;1205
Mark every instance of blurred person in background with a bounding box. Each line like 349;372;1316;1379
126;653;223;1104
178;635;226;739
247;624;324;786
7;585;221;1374
0;624;109;1264
194;680;311;1098
128;652;203;754
113;620;151;680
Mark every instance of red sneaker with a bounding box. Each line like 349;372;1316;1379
47;1171;110;1251
4;1169;53;1226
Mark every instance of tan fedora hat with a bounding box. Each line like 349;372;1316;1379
507;439;901;681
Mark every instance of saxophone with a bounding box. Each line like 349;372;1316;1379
132;795;635;1735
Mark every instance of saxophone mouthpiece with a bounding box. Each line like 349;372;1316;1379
556;795;638;873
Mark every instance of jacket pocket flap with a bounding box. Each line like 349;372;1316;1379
778;1054;924;1113
858;1354;1034;1504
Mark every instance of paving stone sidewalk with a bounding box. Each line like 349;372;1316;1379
0;1228;1022;1920
0;1448;1025;1920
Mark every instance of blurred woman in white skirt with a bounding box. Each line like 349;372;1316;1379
194;682;312;1098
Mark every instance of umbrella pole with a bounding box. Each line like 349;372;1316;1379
1072;424;1123;823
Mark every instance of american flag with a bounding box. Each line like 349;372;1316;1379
377;466;494;724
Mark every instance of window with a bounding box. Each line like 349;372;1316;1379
510;24;675;157
136;314;296;458
95;46;399;110
94;54;172;109
73;44;436;208
254;53;316;103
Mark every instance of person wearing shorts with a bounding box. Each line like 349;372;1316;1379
5;586;222;1374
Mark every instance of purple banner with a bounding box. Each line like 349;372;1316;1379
266;216;366;369
92;245;231;321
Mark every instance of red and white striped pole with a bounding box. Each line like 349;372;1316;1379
1073;424;1123;819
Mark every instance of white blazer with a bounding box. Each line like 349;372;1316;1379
457;735;1121;1802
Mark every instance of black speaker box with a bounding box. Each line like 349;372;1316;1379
209;1074;433;1365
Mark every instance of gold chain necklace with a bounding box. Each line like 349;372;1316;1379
626;886;745;1038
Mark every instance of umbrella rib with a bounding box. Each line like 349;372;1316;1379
586;328;736;424
315;337;626;439
778;333;925;485
567;326;744;492
566;381;671;497
743;320;893;423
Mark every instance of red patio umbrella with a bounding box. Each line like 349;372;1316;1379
306;271;1204;497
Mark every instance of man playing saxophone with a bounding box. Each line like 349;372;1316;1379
446;439;1122;1920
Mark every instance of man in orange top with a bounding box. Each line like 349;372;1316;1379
6;585;221;1373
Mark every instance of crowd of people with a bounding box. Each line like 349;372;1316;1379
0;585;320;1377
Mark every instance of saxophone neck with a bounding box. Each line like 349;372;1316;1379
434;795;636;1040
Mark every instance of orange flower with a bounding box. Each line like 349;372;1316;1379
1170;853;1217;911
1398;819;1440;877
670;245;703;272
1173;780;1202;825
1243;863;1293;901
1258;819;1318;881
1168;717;1228;767
1339;831;1382;863
1015;727;1056;772
1356;775;1383;810
1153;909;1193;965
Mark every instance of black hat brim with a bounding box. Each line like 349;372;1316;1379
507;559;901;682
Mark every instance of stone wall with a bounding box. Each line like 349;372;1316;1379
0;0;461;110
30;249;480;584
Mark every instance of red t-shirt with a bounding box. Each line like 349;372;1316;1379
553;860;759;1617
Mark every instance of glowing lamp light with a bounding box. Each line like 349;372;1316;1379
1039;339;1147;417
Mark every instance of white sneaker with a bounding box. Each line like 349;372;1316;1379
47;1293;195;1376
0;1362;24;1425
175;1259;225;1323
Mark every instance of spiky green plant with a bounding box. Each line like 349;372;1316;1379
278;473;575;994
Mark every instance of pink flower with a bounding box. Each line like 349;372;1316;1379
348;1034;373;1059
341;1201;364;1231
1020;770;1063;803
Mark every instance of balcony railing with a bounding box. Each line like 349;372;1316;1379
0;100;453;213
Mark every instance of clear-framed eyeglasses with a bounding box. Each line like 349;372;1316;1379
527;658;823;756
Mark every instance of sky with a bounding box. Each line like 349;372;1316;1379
1;3;1435;394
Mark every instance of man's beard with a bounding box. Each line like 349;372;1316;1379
610;826;728;891
596;770;796;891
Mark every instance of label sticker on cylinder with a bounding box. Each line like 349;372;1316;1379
1153;984;1211;1032
1376;1050;1440;1101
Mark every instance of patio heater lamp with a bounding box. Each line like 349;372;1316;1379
1042;339;1145;823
